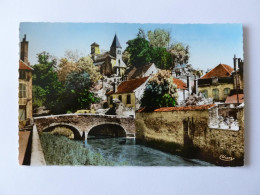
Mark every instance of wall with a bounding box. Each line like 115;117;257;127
108;93;136;109
199;83;234;101
19;70;32;120
136;107;244;166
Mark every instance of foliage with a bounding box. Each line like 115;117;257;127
32;52;64;112
122;50;131;66
125;37;152;67
58;51;101;84
77;56;102;83
169;43;190;67
40;133;116;166
141;70;178;109
57;58;78;83
147;29;171;48
63;71;99;112
137;28;146;39
151;47;172;69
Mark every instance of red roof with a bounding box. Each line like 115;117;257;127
112;77;149;94
137;104;216;112
173;78;187;89
19;60;33;70
225;94;244;104
201;64;233;79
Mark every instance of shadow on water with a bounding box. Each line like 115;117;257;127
84;137;213;166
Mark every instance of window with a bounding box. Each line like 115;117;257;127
212;88;219;100
19;83;26;98
117;50;121;55
127;94;131;104
19;70;26;79
201;90;208;98
110;96;113;105
223;88;230;99
118;95;122;102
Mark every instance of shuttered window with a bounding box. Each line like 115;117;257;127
19;83;26;98
212;88;219;100
127;94;131;104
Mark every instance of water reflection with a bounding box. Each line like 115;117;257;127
85;137;213;166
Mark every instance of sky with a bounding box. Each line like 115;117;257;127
19;23;243;71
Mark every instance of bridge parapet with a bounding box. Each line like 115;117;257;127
33;114;135;139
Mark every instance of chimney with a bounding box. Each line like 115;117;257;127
20;34;29;64
194;78;198;95
113;82;118;93
233;54;237;71
187;75;192;94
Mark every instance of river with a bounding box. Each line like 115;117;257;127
85;137;212;166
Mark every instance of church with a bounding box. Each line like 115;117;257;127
91;34;127;77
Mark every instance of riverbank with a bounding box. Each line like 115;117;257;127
40;133;121;166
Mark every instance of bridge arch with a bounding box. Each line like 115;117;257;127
87;122;127;139
42;123;82;140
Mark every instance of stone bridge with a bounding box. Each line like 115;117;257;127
33;114;136;140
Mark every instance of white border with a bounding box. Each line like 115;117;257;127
0;0;260;194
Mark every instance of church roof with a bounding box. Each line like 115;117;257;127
110;34;122;48
91;42;99;46
201;64;233;79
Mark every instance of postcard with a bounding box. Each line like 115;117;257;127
18;23;244;166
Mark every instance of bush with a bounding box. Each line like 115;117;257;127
40;133;119;166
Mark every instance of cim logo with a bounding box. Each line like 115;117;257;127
219;154;235;161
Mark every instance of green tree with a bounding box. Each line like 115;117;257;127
151;47;172;69
141;70;178;109
125;37;152;67
147;29;171;48
32;52;64;112
169;43;190;67
63;71;99;112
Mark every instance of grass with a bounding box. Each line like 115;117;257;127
40;133;123;166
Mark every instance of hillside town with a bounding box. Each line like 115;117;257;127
18;27;244;166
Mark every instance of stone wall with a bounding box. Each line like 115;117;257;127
136;107;244;166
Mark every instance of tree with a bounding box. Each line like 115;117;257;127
77;56;102;83
125;37;152;67
57;58;78;83
169;43;190;67
151;47;172;69
64;71;99;112
137;28;146;39
147;29;171;48
141;70;178;109
122;50;131;66
32;52;64;112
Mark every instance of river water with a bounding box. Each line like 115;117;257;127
85;137;212;166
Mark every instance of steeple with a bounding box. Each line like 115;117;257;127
110;34;122;48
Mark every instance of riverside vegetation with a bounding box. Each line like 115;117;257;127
40;133;128;166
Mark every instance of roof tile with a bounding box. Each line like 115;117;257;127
201;64;233;79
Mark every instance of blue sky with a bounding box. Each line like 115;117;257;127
19;23;243;71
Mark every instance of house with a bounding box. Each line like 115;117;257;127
106;77;149;110
91;34;127;77
198;64;234;102
126;63;158;80
173;77;188;104
19;35;33;122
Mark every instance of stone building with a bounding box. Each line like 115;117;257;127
106;76;149;111
91;34;127;77
198;64;234;102
19;35;33;122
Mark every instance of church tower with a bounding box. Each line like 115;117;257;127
91;42;100;55
110;34;126;76
110;34;122;59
